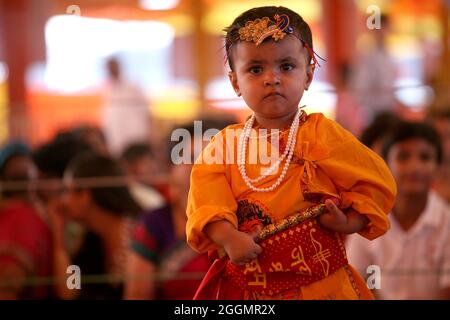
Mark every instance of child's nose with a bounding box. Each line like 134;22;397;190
263;71;281;87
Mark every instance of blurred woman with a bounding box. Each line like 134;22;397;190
0;142;52;299
51;152;141;299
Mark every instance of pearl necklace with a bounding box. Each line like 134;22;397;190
248;128;288;140
238;108;301;192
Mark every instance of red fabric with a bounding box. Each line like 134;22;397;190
0;201;52;299
194;218;348;299
193;258;227;300
160;252;212;300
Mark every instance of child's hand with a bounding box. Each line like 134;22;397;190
318;199;369;234
223;227;262;266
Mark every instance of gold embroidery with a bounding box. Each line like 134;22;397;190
290;245;312;275
310;228;331;276
248;273;267;288
238;14;290;46
254;202;328;242
244;259;262;274
269;261;285;272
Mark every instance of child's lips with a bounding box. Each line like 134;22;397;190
404;174;426;184
263;91;284;99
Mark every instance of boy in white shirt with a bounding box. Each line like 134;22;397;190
347;121;450;300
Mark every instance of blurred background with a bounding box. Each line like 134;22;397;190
0;0;449;146
0;0;449;300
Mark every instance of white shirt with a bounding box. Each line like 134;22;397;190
130;182;165;211
351;45;397;120
101;81;150;156
346;191;450;299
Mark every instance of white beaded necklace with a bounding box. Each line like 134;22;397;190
238;108;301;192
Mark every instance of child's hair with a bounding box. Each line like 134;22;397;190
121;142;154;164
428;104;450;120
360;112;400;149
224;6;314;70
381;121;443;164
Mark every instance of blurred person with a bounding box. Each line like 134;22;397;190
124;118;234;299
32;132;93;205
101;57;151;156
120;142;165;210
350;14;397;124
428;106;450;203
346;121;450;299
51;152;142;299
33;133;95;260
359;111;401;155
71;125;109;156
0;142;52;299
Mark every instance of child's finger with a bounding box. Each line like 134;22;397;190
325;199;339;215
250;225;262;240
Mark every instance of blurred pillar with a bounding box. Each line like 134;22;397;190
192;0;207;110
430;0;450;110
321;0;358;85
0;0;29;140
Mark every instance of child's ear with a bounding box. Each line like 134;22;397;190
304;64;315;91
228;71;241;97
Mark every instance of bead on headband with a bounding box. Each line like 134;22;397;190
225;14;325;67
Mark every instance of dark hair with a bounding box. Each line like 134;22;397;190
71;125;107;144
428;104;450;120
33;133;93;178
67;152;142;216
224;6;313;70
380;14;390;27
381;121;443;164
360;112;401;149
0;142;32;199
0;142;31;178
120;143;153;164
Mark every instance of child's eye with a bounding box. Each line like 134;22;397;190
249;66;262;74
281;63;295;71
396;151;410;162
419;152;434;162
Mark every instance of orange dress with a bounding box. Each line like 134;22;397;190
186;112;396;300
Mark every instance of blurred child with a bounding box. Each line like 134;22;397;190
120;142;165;210
347;121;450;299
359;111;400;155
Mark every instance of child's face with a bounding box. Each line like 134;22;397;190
387;138;438;196
229;35;314;123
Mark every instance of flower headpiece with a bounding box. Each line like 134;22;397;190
226;14;325;67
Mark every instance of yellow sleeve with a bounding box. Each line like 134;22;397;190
312;114;397;240
186;132;238;253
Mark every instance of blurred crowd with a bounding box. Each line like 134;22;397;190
1;101;448;300
0;113;238;299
